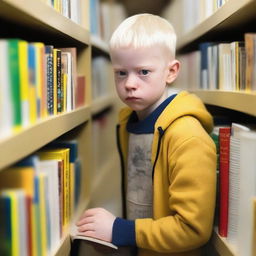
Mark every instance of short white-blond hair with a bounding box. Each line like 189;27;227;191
109;13;177;59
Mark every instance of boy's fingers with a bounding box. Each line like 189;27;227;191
78;223;95;232
79;208;102;219
76;216;94;226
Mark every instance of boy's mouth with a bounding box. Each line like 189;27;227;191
126;97;139;101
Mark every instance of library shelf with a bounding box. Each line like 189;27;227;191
91;35;109;55
91;94;117;115
211;228;237;256
177;0;256;51
0;0;90;46
192;90;256;117
0;106;91;171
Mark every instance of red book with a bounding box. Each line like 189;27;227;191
218;127;231;237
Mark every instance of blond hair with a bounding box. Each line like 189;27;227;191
109;13;177;58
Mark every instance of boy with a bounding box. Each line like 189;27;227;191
77;14;216;256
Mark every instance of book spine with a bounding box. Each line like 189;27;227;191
218;127;231;237
8;40;22;131
45;46;54;115
56;50;62;113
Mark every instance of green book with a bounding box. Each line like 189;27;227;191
8;39;22;130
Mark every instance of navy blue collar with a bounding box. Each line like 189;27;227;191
126;94;177;134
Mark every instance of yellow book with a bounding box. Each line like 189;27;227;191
63;73;67;112
70;163;75;217
18;40;30;127
38;149;70;231
0;166;38;256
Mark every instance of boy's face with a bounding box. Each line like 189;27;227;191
111;46;178;119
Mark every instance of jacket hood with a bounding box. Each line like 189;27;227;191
118;91;213;134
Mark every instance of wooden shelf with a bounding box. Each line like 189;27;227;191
91;35;109;55
91;95;116;115
192;90;256;116
0;0;90;45
0;106;91;170
177;0;256;51
211;229;237;256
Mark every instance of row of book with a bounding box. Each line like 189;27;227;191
175;33;256;91
90;0;126;42
92;56;115;100
41;0;81;25
211;122;256;256
163;0;229;37
0;39;86;140
0;140;81;256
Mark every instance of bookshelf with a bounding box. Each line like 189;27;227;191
177;0;256;51
163;0;256;255
0;0;114;255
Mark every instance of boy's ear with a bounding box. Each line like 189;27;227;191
166;60;180;84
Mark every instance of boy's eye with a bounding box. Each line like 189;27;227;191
115;71;127;77
139;69;150;76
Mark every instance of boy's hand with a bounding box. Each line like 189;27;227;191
76;208;116;242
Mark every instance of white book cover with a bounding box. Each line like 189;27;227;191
38;159;60;253
227;123;251;248
237;130;256;256
70;224;118;249
0;40;13;140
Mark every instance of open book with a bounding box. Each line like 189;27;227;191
70;224;118;250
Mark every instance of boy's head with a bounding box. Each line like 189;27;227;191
109;14;180;120
109;13;177;59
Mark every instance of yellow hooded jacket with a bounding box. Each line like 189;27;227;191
116;91;217;256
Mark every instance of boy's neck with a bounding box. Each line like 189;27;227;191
136;90;168;121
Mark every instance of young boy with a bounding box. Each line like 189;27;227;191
77;14;216;256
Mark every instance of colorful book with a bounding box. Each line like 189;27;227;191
8;39;22;131
45;45;54;115
18;40;30;127
218;127;231;237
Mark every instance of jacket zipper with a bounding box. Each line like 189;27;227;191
116;124;127;218
152;126;165;180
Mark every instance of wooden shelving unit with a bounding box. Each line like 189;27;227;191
192;90;256;116
177;0;256;51
0;0;100;255
0;106;91;171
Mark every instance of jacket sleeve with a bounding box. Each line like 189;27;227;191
135;135;217;253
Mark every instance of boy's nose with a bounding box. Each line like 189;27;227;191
125;74;138;90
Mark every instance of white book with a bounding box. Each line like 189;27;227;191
227;123;251;248
0;40;13;139
38;159;60;253
70;224;118;250
237;130;256;256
